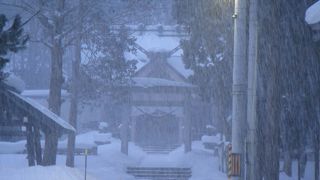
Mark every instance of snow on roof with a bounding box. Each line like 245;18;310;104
124;51;149;71
3;74;25;93
167;56;193;78
305;1;320;25
11;91;75;132
22;89;69;98
132;77;194;88
135;31;181;52
125;29;193;78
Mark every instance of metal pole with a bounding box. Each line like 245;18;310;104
231;0;248;179
85;149;88;180
246;0;258;179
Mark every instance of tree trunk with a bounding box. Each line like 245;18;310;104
315;134;319;180
43;41;63;166
43;0;65;166
66;48;79;166
264;73;280;180
283;151;292;177
66;0;82;167
256;0;281;179
120;104;130;155
42;128;59;166
246;0;258;178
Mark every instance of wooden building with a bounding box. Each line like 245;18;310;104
116;26;210;154
0;79;75;166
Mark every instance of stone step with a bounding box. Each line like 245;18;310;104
127;167;192;180
138;144;181;154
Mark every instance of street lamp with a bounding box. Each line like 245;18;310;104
305;1;320;42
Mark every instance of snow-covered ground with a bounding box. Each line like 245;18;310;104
0;132;316;180
0;165;97;180
0;133;227;180
280;161;315;180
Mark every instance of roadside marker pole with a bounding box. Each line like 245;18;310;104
228;144;232;180
85;149;88;180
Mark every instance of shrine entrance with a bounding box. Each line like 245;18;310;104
135;114;180;147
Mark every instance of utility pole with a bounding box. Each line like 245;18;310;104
231;0;248;179
246;0;258;179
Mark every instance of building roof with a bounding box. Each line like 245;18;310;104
1;81;75;133
21;89;69;98
11;91;75;132
126;26;193;79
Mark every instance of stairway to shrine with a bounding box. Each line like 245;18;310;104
139;144;181;154
127;166;192;180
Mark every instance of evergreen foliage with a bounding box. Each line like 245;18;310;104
80;25;137;102
173;0;234;137
0;14;28;80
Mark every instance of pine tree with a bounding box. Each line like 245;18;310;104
0;14;28;80
173;0;234;139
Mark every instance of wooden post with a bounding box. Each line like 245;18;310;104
120;103;130;155
178;117;184;144
25;117;35;166
131;118;136;143
34;125;42;165
183;93;192;153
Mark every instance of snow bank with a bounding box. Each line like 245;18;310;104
0;131;111;154
59;131;111;149
0;166;97;180
305;1;320;25
201;134;225;145
0;140;26;154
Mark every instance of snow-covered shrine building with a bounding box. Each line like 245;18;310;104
111;25;210;154
20;25;212;154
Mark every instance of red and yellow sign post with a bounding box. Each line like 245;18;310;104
227;144;241;179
